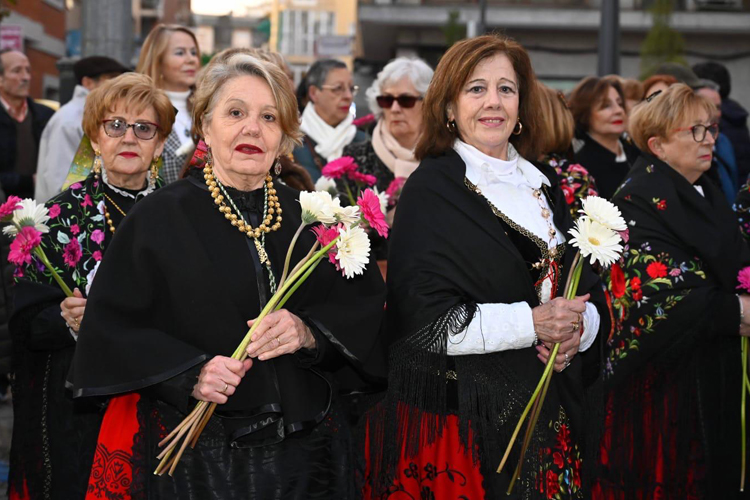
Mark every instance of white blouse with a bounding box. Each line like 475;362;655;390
164;89;193;148
447;140;599;356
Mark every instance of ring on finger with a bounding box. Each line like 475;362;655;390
564;352;570;369
221;382;228;394
276;336;282;346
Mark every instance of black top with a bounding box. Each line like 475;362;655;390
573;132;640;199
69;168;387;446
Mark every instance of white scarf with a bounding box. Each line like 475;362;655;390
299;102;357;162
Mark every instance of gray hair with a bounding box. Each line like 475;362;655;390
366;57;433;119
193;51;301;155
305;59;347;95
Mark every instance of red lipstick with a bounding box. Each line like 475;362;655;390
235;144;263;154
118;152;138;158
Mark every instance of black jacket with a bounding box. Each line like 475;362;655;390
722;98;750;180
0;98;54;198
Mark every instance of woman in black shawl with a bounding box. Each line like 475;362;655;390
365;35;609;499
592;84;750;498
8;73;174;500
69;51;385;499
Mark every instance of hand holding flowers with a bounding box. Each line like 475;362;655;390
498;196;625;493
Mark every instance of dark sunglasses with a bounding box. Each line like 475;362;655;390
376;94;423;109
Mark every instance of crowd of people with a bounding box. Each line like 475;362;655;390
0;23;750;500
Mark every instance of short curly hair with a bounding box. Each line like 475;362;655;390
192;50;302;156
82;73;175;141
628;83;716;154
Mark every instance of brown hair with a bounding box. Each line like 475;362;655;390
568;76;625;133
82;73;175;141
628;83;716;154
536;82;574;157
136;24;200;87
192;49;302;155
641;74;678;99
415;34;541;160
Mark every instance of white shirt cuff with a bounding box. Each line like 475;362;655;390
579;302;600;352
447;302;536;356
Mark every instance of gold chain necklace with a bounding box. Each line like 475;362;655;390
103;193;126;234
203;162;282;266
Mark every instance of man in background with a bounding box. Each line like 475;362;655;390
35;56;128;202
0;49;54;199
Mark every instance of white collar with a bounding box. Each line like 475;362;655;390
102;167;155;199
72;85;89;101
454;139;549;189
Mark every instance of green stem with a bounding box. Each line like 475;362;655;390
34;247;73;297
744;338;748;490
278;222;306;289
343;181;357;206
275;259;321;312
229;236;339;360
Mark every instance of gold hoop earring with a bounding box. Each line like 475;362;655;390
446;120;457;134
512;119;523;136
93;149;102;178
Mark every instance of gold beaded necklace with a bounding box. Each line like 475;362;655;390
103;193;127;234
203;161;282;270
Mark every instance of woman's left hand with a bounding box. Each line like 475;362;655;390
245;310;316;361
61;288;86;333
535;327;581;373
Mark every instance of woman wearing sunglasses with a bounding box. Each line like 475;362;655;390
293;59;366;181
593;83;750;498
8;73;174;499
341;57;433;261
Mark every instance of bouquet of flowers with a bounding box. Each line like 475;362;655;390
318;156;378;206
154;188;389;475
498;196;626;493
737;267;750;490
2;196;73;297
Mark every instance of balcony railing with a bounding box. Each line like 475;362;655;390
364;0;748;10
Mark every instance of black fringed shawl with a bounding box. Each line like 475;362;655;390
597;154;750;498
371;149;610;497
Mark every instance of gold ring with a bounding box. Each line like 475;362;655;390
222;382;228;394
73;317;80;328
276;337;281;346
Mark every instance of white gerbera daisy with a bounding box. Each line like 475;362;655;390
299;191;338;225
3;198;50;236
334;224;370;278
334;204;361;226
314;175;338;196
372;187;390;215
568;217;623;268
579;196;627;231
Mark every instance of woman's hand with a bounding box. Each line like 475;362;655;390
531;294;589;369
536;330;581;372
739;295;750;337
60;288;86;333
245;310;316;361
191;356;253;404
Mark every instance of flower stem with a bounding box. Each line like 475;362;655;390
278;222;305;289
343;181;357;206
274;259;321;311
34;247;73;297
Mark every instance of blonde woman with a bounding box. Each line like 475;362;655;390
137;23;201;183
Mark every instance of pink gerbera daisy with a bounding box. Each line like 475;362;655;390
321;157;357;179
357;189;389;238
8;226;42;266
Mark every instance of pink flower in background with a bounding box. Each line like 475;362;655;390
91;229;105;245
347;170;377;187
321;157;357;179
82;194;93;208
48;204;61;218
70;224;80;236
385;177;406;206
311;224;341;268
70;183;82;190
92;250;103;261
352;114;375;128
63;239;82;267
358;189;389;238
0;196;22;220
568;163;589;175
8;226;42;266
738;267;750;293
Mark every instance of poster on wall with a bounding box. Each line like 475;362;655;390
0;25;23;51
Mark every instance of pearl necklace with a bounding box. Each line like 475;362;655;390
103;193;126;234
203;163;282;291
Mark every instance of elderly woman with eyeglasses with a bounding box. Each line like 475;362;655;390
593;83;750;499
293;59;366;181
7;73;174;500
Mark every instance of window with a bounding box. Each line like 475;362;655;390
279;10;336;57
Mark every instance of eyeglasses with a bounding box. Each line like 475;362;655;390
376;94;423;109
102;119;159;140
645;90;662;103
319;84;359;96
671;123;719;142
